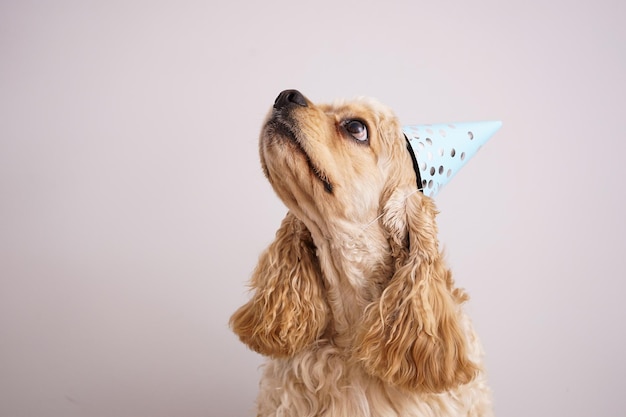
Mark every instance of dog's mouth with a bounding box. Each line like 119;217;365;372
265;118;333;194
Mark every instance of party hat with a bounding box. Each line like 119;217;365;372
403;121;502;197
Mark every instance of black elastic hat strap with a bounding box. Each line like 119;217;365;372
405;134;423;192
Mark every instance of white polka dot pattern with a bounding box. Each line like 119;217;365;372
403;121;502;197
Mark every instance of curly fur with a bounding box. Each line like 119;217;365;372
230;91;493;417
230;212;328;357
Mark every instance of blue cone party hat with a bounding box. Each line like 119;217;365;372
403;121;502;197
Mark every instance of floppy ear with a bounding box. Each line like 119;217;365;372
230;211;329;358
354;190;478;393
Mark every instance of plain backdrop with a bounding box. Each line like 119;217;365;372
1;1;625;416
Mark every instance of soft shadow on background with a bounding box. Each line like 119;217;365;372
1;1;624;416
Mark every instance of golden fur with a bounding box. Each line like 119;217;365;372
230;91;493;416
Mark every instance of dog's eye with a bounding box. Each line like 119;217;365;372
343;120;368;142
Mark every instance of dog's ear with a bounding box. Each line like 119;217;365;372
230;212;328;358
354;190;478;393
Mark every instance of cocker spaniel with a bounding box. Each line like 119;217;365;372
230;90;493;417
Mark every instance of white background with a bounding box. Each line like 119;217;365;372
1;1;625;416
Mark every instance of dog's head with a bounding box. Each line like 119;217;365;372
232;90;478;394
259;89;415;236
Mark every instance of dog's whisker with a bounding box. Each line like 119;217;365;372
359;188;422;233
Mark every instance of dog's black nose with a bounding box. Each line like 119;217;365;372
274;89;308;110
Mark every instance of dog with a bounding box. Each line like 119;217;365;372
230;90;493;416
